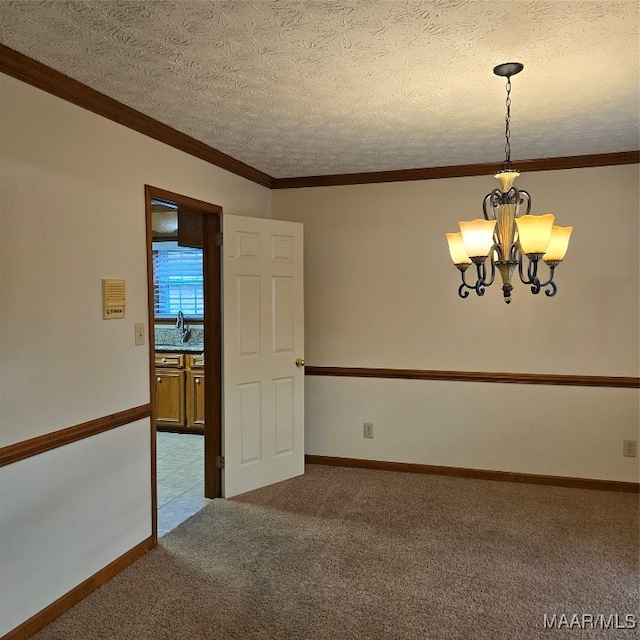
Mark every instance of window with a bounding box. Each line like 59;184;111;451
152;241;204;318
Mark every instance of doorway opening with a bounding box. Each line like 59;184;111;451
144;186;222;540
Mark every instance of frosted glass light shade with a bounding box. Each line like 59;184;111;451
515;214;555;255
459;219;496;258
543;225;573;262
446;232;472;265
152;211;178;233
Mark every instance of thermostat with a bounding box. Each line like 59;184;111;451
102;279;125;319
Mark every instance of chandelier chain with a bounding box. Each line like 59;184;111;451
502;76;512;171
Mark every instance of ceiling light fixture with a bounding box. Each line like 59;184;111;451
445;63;573;304
151;203;178;234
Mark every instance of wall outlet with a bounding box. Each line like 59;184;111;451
134;322;145;346
364;422;374;439
623;440;637;458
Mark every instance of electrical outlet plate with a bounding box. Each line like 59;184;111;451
364;422;374;439
623;440;637;458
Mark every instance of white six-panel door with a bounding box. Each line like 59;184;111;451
222;215;304;497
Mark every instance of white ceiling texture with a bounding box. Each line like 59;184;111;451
0;1;638;178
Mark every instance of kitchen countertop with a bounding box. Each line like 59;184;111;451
155;344;204;353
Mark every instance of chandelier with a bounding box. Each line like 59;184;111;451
445;62;573;304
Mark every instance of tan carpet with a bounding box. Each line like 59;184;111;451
33;465;639;639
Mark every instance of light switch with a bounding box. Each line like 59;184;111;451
134;322;145;346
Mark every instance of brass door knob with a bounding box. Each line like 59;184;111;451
295;358;305;367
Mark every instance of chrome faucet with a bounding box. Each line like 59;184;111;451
176;310;190;343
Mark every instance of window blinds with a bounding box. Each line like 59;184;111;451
152;243;204;317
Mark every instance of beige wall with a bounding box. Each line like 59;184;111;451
0;420;151;634
0;72;271;636
0;73;271;448
272;164;640;482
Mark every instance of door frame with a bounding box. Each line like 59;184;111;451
144;185;223;540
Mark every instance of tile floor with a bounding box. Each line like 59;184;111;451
156;432;212;537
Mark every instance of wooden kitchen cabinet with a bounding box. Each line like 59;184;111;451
155;352;204;432
155;353;185;368
155;368;185;427
186;370;205;428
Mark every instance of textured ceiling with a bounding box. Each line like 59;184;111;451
0;1;638;178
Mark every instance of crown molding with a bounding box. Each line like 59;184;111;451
2;44;637;192
272;151;640;189
0;44;274;188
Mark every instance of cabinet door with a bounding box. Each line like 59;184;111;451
155;368;185;426
186;370;205;428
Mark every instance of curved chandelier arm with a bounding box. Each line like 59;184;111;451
475;266;487;297
474;254;497;297
517;250;538;287
518;189;532;216
456;255;496;299
458;281;470;298
536;265;558;297
517;249;530;284
528;259;542;294
483;249;497;287
518;253;558;298
518;256;560;297
505;186;519;205
544;279;558;297
457;265;477;298
483;186;532;221
483;190;502;220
